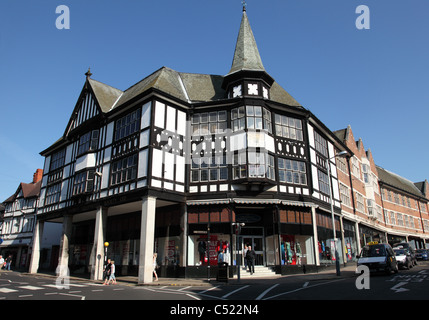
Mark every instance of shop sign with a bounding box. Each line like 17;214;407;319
236;214;261;223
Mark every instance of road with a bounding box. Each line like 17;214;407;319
0;262;427;305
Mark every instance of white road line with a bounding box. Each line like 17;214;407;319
18;294;33;298
18;285;44;291
0;288;18;293
255;284;279;300
222;285;249;298
198;286;220;294
178;286;191;291
264;278;345;300
186;293;201;300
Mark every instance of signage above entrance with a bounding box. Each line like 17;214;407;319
236;214;261;224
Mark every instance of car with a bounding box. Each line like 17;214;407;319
393;243;417;266
394;248;412;269
415;249;429;261
357;242;398;275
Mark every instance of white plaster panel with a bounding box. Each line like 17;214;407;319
141;101;151;129
75;153;96;172
105;122;114;146
138;149;148;178
177;110;186;136
154;101;165;128
166;106;176;132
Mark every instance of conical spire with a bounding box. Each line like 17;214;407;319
227;9;265;76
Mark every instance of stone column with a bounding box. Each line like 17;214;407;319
57;214;73;278
311;207;320;266
138;196;156;284
90;206;107;280
29;220;44;274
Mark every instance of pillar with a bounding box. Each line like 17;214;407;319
29;220;44;273
138;196;156;284
311;207;320;266
57;215;73;278
90;206;107;280
179;203;187;267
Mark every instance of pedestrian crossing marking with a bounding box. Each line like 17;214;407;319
18;285;44;291
0;288;18;293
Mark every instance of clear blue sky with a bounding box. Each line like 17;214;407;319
1;0;428;202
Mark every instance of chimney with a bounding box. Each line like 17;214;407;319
33;169;43;183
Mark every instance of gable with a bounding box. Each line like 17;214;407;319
64;79;122;137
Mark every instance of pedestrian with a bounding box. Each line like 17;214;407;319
243;244;248;270
108;260;116;285
0;256;4;270
246;246;256;275
218;249;225;264
5;255;12;271
153;253;158;281
103;259;111;285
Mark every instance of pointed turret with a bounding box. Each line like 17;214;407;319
222;7;274;98
227;9;265;76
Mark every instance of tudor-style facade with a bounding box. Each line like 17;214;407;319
28;8;428;283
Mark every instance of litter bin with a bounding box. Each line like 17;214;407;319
217;262;229;282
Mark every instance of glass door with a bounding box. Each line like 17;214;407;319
242;236;264;265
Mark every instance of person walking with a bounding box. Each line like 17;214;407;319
153;253;159;281
246;246;256;275
5;255;12;271
103;259;111;285
108;260;116;285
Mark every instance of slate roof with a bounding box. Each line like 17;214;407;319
376;165;425;198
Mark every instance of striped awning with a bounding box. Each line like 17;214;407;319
187;198;318;208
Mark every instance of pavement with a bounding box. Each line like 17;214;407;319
28;263;358;287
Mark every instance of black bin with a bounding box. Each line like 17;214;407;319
217;262;229;282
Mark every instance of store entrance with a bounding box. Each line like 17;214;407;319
242;236;264;265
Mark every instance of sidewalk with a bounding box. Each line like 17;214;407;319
27;264;358;287
108;264;358;287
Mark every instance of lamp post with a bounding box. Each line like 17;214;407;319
327;151;348;276
104;241;109;266
232;222;245;282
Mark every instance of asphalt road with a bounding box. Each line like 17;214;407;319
0;262;427;305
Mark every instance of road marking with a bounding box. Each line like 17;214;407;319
186;293;201;300
303;282;309;287
18;285;44;291
264;279;345;300
0;288;17;293
255;284;279;300
222;285;249;298
18;294;33;298
198;286;220;294
390;281;409;293
178;286;191;291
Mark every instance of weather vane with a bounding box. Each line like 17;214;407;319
242;0;247;11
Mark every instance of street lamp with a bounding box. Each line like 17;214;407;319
232;222;245;282
327;150;348;276
104;241;109;266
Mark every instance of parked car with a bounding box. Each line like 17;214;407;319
415;249;429;261
357;242;398;275
394;248;412;269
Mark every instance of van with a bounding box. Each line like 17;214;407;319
356;242;398;275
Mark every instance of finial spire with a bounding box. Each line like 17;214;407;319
241;0;247;12
85;67;92;79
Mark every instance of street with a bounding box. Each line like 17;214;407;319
0;262;427;304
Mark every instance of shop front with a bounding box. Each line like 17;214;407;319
186;202;321;277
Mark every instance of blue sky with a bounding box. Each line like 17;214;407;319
1;0;428;201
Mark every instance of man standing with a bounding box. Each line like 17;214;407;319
246;246;256;275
